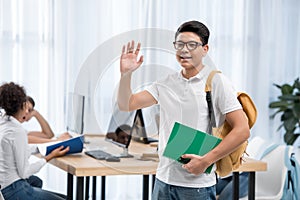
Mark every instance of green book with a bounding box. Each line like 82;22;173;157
163;122;222;173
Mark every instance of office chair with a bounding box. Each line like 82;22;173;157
0;190;5;200
240;139;292;200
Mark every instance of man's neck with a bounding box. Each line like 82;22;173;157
182;64;204;79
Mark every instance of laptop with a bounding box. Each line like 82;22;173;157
85;108;134;159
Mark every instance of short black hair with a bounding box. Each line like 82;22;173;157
175;20;210;45
26;96;35;108
0;82;27;116
115;124;131;135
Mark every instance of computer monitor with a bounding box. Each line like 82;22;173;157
131;109;158;144
66;93;85;135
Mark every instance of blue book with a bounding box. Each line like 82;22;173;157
37;135;84;156
163;122;222;173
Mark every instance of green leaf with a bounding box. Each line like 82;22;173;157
270;109;285;119
283;118;297;131
273;83;282;90
293;78;300;90
269;101;290;108
281;84;293;94
278;94;300;101
293;103;300;119
284;132;299;145
276;124;284;132
281;109;294;121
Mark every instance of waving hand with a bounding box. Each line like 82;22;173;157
120;40;144;74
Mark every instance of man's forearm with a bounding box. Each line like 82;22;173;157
117;72;133;111
204;122;250;168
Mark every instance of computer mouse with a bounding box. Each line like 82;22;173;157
105;156;121;162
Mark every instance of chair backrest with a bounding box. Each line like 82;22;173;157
246;136;269;159
240;137;293;200
255;145;292;200
0;190;5;200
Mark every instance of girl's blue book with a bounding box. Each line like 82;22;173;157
37;135;84;156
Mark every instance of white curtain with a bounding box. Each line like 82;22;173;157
1;0;300;199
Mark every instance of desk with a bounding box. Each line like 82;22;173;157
232;157;267;200
48;135;157;200
48;136;266;200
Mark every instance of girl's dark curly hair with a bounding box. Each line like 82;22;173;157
0;82;27;116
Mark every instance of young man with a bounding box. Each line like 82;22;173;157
117;20;249;199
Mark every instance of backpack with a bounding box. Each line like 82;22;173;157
205;70;257;177
282;147;300;200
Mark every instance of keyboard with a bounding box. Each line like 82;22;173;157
85;149;113;160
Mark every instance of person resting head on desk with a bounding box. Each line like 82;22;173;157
0;82;69;200
24;96;71;144
106;124;131;145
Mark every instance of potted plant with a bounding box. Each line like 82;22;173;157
269;78;300;145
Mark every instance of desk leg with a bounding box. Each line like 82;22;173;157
248;172;255;200
143;175;149;200
67;173;73;200
92;176;97;200
101;176;106;200
232;172;239;200
85;177;90;200
152;174;156;191
76;177;84;200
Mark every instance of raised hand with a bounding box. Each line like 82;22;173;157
120;40;144;74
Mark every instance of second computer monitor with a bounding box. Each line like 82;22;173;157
131;109;158;144
66;92;85;135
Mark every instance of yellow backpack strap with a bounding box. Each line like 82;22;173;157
205;70;222;92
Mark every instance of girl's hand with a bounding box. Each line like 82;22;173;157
45;146;70;162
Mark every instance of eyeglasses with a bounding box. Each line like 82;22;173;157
173;41;203;51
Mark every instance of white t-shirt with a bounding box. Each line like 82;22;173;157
146;65;241;188
0;115;46;189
